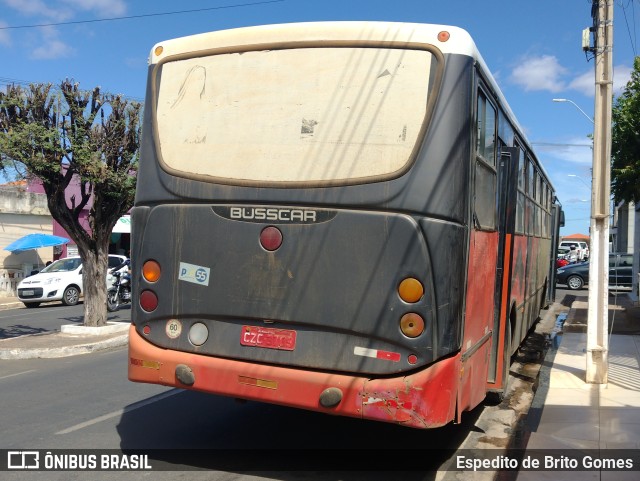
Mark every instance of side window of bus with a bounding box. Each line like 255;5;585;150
515;148;525;234
541;182;548;237
526;158;535;236
546;185;553;238
527;159;534;199
517;149;525;191
475;90;497;230
477;92;496;165
544;182;551;238
534;169;541;237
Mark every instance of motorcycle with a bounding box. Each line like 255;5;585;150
107;269;132;312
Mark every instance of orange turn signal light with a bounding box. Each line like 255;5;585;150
398;278;424;303
142;260;161;282
400;313;425;338
438;31;450;42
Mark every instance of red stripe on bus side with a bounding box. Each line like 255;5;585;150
496;233;512;388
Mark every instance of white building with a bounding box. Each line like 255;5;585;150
0;182;53;297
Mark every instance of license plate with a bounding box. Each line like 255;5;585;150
22;290;34;296
240;326;297;351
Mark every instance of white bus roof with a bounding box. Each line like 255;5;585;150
149;21;547;183
150;22;479;63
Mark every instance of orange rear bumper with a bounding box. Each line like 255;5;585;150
128;325;460;428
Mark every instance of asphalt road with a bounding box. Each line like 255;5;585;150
0;294;572;480
0;339;473;480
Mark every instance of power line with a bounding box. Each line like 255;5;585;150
531;142;593;148
619;0;638;56
0;77;144;103
0;0;285;30
0;77;31;87
632;0;638;52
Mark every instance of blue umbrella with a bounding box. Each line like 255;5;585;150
4;233;70;253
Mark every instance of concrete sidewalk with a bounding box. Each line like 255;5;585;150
0;297;129;359
514;291;640;480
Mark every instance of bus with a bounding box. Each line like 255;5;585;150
129;22;558;429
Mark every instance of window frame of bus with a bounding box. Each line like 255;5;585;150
515;146;526;235
474;86;498;231
149;41;446;188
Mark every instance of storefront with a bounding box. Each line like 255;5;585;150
53;215;131;260
110;215;131;257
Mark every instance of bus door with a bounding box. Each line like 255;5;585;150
488;145;518;390
549;203;564;303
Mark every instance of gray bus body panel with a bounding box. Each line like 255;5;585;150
132;53;473;376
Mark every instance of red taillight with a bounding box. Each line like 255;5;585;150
143;325;151;335
260;226;283;251
140;290;158;312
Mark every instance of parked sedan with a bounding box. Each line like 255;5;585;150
556;253;634;290
17;254;127;307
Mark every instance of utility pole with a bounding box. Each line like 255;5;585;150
586;0;613;384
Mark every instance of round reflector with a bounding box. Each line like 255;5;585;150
143;260;161;282
143;325;151;335
400;313;425;338
438;31;450;42
398;278;424;303
260;226;283;251
408;354;418;365
189;322;209;346
140;290;158;312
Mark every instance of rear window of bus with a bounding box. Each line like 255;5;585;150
153;47;437;185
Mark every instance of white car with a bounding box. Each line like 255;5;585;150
17;255;127;308
558;240;589;261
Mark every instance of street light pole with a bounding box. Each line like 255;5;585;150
586;0;613;384
553;98;595;124
567;174;591;188
552;2;612;384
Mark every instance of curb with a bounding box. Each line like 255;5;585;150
0;302;24;311
0;333;128;360
61;322;130;335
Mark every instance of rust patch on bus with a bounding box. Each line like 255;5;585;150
360;386;422;424
359;352;460;428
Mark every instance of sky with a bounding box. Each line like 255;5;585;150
0;0;638;237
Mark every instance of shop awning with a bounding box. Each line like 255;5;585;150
112;215;131;234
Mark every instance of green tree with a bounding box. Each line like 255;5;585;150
0;80;140;326
611;56;640;203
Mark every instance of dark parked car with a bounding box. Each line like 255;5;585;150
556;253;634;290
